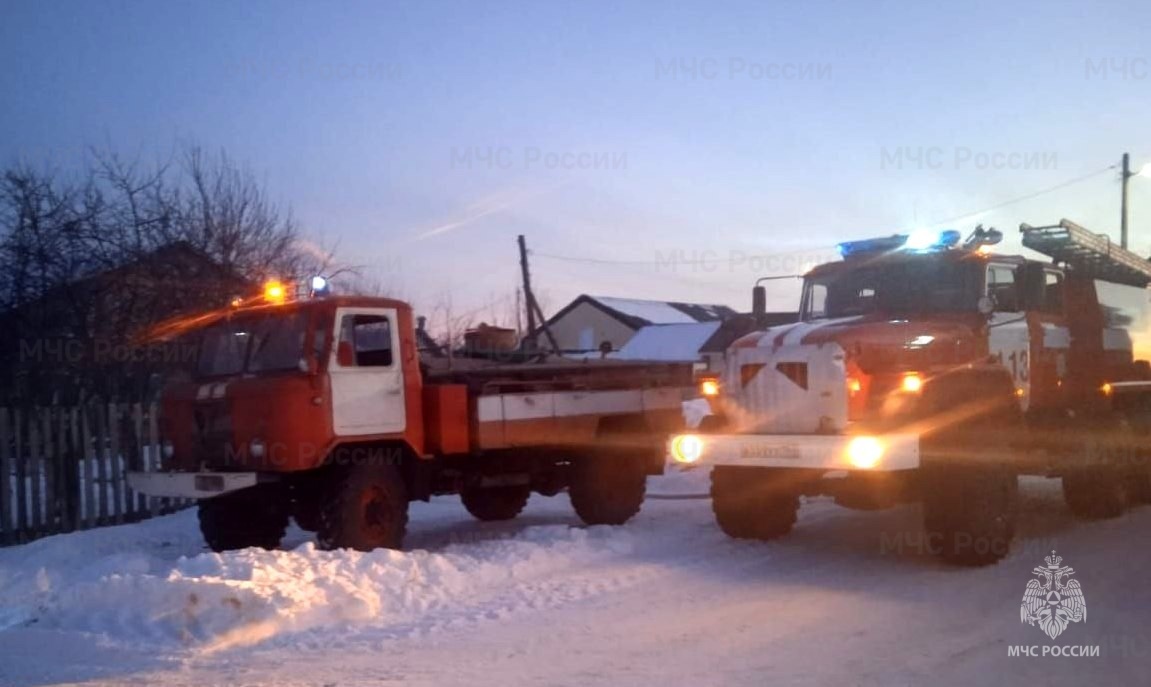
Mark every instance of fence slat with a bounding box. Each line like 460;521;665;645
95;405;109;525
69;407;82;532
13;409;27;540
28;410;42;533
0;409;12;543
109;403;123;524
148;404;161;517
131;403;142;516
82;406;96;529
41;409;56;532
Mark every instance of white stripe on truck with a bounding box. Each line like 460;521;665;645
477;388;683;423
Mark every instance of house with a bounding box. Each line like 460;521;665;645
532;295;738;354
615;311;798;371
0;241;250;403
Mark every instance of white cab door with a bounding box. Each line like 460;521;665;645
986;263;1031;409
329;307;407;435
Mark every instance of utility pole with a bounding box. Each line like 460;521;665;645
517;235;560;353
517;235;537;334
1122;152;1131;249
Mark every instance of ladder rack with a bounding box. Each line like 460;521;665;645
1020;219;1151;287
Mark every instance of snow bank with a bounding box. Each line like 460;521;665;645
0;510;636;652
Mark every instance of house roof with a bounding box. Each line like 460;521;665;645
615;322;722;361
540;294;738;333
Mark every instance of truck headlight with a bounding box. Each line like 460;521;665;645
846;436;884;469
900;373;924;394
671;435;704;464
161;440;175;459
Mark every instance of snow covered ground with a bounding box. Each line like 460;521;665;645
1;471;1149;686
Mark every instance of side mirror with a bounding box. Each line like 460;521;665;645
337;340;355;367
977;295;995;316
752;285;767;321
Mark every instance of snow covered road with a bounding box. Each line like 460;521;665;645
1;471;1148;686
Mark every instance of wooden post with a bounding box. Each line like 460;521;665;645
82;405;97;529
147;403;161;517
40;408;55;532
95;404;109;525
28;409;42;533
132;403;145;516
0;408;12;544
69;407;82;532
109;403;123;524
14;409;26;540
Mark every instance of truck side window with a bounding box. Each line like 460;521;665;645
340;315;393;367
807;283;828;319
987;266;1019;312
1042;271;1064;314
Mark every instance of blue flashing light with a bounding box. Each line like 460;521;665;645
837;235;907;258
837;229;961;259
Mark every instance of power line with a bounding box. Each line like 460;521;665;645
532;164;1119;268
926;164;1117;226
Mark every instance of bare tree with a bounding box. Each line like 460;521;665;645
0;142;325;403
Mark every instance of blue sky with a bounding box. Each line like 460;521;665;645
3;0;1151;319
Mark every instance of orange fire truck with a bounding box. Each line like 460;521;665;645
670;220;1151;566
127;285;690;552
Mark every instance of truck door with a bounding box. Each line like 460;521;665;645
1024;267;1070;412
986;263;1032;409
329;307;407;436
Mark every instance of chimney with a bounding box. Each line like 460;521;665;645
417;315;427;332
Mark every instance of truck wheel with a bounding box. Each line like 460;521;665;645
710;466;800;541
922;466;1017;567
317;463;409;551
1063;469;1128;519
198;486;289;552
461;485;531;521
569;454;647;526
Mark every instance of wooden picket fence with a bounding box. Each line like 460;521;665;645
0;403;192;546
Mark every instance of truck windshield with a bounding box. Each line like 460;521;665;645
197;311;308;378
802;256;978;320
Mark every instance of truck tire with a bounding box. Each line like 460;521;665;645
317;463;409;551
197;486;289;552
569;454;647;526
1063;469;1128;519
922;466;1017;567
461;485;531;521
710;466;800;541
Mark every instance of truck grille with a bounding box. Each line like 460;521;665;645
730;343;849;434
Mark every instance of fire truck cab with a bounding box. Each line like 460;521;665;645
671;221;1151;566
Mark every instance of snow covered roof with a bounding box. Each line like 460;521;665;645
544;294;736;329
615;322;721;361
590;297;695;324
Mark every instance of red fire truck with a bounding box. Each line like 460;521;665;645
670;220;1151;566
127;285;690;552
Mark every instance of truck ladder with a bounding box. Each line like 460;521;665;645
1020;219;1151;287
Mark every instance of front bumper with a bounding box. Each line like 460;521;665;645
670;433;920;471
126;471;261;499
